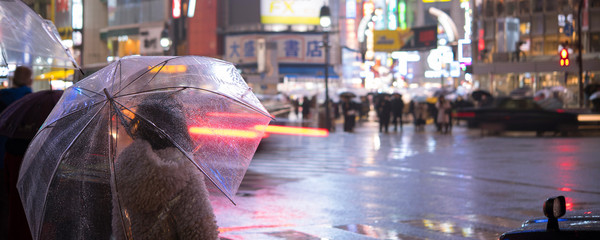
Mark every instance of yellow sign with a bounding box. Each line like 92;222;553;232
35;69;74;81
373;29;413;52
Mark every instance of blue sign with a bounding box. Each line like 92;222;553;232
564;23;573;37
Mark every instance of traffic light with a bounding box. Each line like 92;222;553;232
559;48;569;67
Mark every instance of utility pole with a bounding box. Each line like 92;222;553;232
577;0;584;108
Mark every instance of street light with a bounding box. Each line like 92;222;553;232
320;5;331;132
160;27;172;54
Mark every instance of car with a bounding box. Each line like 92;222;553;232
453;97;579;136
499;196;600;240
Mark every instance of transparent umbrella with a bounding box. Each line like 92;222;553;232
17;56;272;239
0;0;79;69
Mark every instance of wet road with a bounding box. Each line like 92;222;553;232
211;120;600;240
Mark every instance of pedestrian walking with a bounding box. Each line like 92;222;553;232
341;96;358;132
112;95;219;240
413;102;428;132
436;96;452;134
391;94;404;131
301;96;311;120
376;94;392;133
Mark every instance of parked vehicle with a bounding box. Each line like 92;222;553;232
499;196;600;240
453;97;579;136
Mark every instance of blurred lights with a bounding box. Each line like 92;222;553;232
578;114;600;122
259;125;329;137
189;127;260;138
148;65;187;73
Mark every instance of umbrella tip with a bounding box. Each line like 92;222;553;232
241;87;252;98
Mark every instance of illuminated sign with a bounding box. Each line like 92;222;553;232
260;0;322;25
172;0;181;18
72;0;83;30
458;39;472;63
373;29;412;52
346;0;356;19
398;0;407;29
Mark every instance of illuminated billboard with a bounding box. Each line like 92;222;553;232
260;0;322;25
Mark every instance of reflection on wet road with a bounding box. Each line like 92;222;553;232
213;122;600;239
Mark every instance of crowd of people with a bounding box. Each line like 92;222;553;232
289;91;484;134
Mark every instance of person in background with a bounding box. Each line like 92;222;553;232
0;66;33;112
376;94;392;133
390;94;405;132
341;96;357;132
0;66;33;239
436;96;452;134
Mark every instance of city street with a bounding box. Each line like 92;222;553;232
212;119;600;240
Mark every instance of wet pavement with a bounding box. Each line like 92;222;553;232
211;118;600;240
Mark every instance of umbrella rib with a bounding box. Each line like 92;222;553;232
36;100;109;239
111;99;238;205
115;87;273;119
113;58;172;96
36;100;106;136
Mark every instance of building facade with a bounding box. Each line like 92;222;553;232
471;0;600;107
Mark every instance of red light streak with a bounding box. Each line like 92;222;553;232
258;125;329;137
206;112;269;119
560;187;572;192
189;127;260;138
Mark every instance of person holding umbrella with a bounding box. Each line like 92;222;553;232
376;94;392;133
111;94;219;240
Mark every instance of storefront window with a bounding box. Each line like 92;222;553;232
543;35;558;55
530;36;544;56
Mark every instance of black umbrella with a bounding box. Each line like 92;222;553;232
339;91;357;98
509;87;533;97
0;90;63;139
471;90;492;101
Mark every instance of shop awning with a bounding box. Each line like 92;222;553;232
279;64;339;79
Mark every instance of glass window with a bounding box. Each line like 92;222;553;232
545;0;556;11
591;32;600;53
108;0;165;26
485;0;495;16
544;14;558;33
507;0;517;15
485;20;495;38
519;0;531;15
543;35;559;55
497;0;505;15
532;14;544;35
533;0;543;12
531;36;543;56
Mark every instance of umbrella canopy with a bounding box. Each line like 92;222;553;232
590;91;600;100
509;87;533;97
471;90;492;101
0;90;63;139
0;0;79;69
338;91;357;98
17;56;272;239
